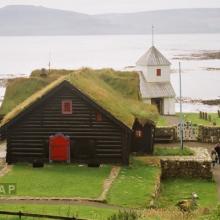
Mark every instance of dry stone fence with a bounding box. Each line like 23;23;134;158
161;148;212;179
198;125;220;143
155;124;220;143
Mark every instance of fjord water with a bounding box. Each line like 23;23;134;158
0;34;219;111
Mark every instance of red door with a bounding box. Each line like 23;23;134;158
49;134;70;162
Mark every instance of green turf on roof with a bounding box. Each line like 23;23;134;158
0;68;158;128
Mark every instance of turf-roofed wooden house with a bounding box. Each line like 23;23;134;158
0;69;157;165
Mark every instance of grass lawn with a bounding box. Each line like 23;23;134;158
107;159;160;208
158;178;218;208
154;146;194;156
0;204;117;220
179;113;220;126
157;113;220;126
0;164;111;198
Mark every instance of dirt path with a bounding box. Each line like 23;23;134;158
98;166;121;201
0;165;12;177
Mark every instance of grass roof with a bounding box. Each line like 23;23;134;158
0;68;158;128
0;69;73;115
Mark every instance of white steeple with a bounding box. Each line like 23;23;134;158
136;45;171;83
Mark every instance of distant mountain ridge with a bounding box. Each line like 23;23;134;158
0;5;220;35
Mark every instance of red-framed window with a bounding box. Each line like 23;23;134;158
61;100;72;115
156;69;161;76
96;112;103;122
135;130;143;138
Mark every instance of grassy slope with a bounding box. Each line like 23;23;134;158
0;204;117;220
158;178;218;208
99;69;139;100
0;164;111;198
158;113;220;127
107;159;160;208
181;113;220;126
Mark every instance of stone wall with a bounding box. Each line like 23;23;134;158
160;148;212;179
156;124;220;143
198;125;220;143
155;126;176;142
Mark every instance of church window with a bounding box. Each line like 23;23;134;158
156;69;161;76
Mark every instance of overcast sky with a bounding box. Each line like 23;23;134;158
0;0;220;14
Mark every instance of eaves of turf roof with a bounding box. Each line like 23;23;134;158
0;70;157;129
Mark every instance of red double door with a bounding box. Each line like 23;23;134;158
49;134;70;162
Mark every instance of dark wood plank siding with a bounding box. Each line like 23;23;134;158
6;85;129;164
131;119;155;155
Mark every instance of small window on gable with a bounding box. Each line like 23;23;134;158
96;112;103;122
62;100;72;115
156;69;161;76
135;130;143;138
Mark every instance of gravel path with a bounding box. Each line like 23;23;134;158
0;165;11;177
0;141;6;159
98;166;121;201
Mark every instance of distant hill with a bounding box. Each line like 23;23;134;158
0;5;220;35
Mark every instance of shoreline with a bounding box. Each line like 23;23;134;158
173;50;220;60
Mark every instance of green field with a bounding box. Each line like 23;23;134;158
1;203;218;220
0;204;117;220
107;160;160;208
158;178;218;208
181;113;220;126
154;146;194;156
157;113;220;126
0;164;111;198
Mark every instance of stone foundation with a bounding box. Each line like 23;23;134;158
160;148;212;179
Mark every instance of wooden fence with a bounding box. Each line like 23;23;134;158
0;211;88;220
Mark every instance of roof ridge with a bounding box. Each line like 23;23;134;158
136;46;171;66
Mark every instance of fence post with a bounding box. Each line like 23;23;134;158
19;211;22;220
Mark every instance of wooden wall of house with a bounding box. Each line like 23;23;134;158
6;84;130;165
131;119;155;154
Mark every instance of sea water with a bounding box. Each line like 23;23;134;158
0;34;219;112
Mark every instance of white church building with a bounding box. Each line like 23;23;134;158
136;46;176;115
